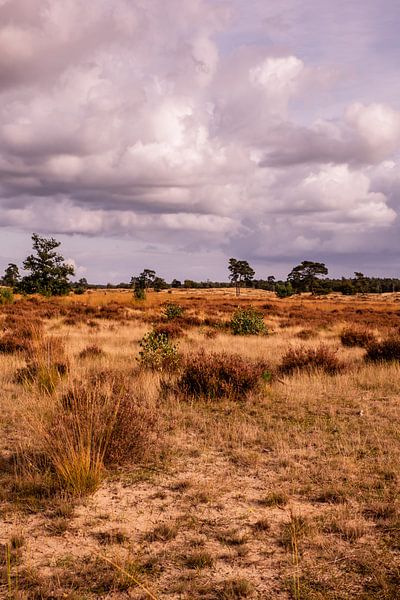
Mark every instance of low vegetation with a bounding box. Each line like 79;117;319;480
1;288;399;599
365;336;400;362
177;351;269;400
340;326;376;348
138;330;181;371
230;306;267;335
279;344;343;375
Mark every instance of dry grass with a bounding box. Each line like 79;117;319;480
1;289;400;598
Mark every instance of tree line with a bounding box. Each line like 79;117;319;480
2;233;400;298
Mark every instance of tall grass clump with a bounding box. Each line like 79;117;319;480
177;351;269;400
16;336;68;394
37;374;159;495
279;344;343;375
365;337;400;362
230;307;267;336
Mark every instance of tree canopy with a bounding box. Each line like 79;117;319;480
19;233;74;296
228;258;255;296
1;263;20;288
287;260;328;293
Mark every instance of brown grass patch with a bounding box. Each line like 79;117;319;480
176;351;270;400
279;344;343;375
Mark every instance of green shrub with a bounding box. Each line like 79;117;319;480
230;307;267;336
138;331;180;372
0;288;13;305
133;286;145;301
275;283;294;298
163;302;184;320
365;337;400;362
177;351;270;399
279;344;343;375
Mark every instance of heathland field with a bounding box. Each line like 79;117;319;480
0;289;399;599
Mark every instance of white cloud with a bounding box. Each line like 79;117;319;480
249;56;304;116
346;102;400;160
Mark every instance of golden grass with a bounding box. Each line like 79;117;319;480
1;290;400;599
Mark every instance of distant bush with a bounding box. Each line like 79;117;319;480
340;327;375;348
230;307;267;336
138;331;180;372
163;302;184;320
296;328;316;340
153;322;184;339
0;288;13;305
73;287;85;295
177;351;270;400
275;283;294;298
365;337;400;363
78;345;106;359
279;344;343;375
134;286;146;301
0;333;29;354
0;317;43;354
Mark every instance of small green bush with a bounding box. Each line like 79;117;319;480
365;337;400;362
177;351;270;399
275;283;294;298
0;288;13;305
138;331;180;372
163;302;184;320
230;307;267;336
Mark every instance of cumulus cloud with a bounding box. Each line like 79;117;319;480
0;0;399;279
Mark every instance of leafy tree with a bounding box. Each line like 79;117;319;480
183;279;199;288
19;233;74;296
267;275;276;290
353;272;368;294
228;258;255;296
171;279;182;288
131;268;158;299
287;261;328;294
2;263;20;288
131;269;156;292
153;276;167;292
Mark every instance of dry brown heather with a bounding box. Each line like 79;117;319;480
1;288;400;600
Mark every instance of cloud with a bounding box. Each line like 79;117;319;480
345;102;400;161
0;0;399;280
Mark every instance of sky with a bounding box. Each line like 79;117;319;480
1;0;400;283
